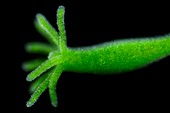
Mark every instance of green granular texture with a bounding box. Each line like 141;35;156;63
24;5;170;108
65;35;170;74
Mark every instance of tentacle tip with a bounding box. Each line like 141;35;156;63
26;101;33;107
48;52;53;59
52;102;58;107
58;5;65;10
21;63;28;72
26;76;32;82
36;13;43;18
24;43;30;50
35;13;46;23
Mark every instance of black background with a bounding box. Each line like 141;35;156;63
10;0;170;112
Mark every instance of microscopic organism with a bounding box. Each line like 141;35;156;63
22;5;170;107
